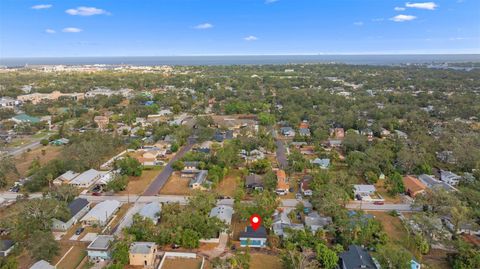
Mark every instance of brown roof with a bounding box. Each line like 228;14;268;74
403;175;426;197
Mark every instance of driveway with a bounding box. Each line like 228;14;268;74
346;201;417;212
275;139;288;169
143;137;196;196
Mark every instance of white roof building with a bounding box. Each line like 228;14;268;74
30;260;54;269
139;202;162;224
209;205;234;225
353;185;376;198
81;200;121;226
53;170;80;185
69;169;102;188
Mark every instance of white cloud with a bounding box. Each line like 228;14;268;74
265;0;279;3
31;4;52;10
244;35;258;41
62;27;83;33
45;29;56;34
66;6;109;16
394;7;406;11
353;21;364;26
390;14;417;22
194;23;213;29
405;2;438;10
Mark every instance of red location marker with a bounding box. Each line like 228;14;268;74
249;214;262;231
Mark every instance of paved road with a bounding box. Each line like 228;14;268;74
7;141;42;157
346;201;417;212
275;139;288;169
142;137;196;196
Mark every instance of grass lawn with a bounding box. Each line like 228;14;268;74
250;253;282;269
118;168;162;195
215;169;242;197
367;211;409;243
159;172;193;195
231;214;248;241
54;245;87;269
375;179;402;203
161;257;202;269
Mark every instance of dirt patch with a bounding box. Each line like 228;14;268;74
231;214;248;241
54;245;87;269
159;172;193;195
14;145;62;177
375;179;402;203
250;253;282;269
423;249;451;269
161;257;202;269
118;168;162;195
215;170;242;197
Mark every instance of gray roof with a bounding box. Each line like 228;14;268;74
209;205;234;225
418;174;456;192
305;212;332;231
68;198;89;217
130;242;156;254
139;202;161;222
239;226;267;239
87;235;114;250
0;240;14;252
81;200;120;223
70;169;101;185
340;245;377;269
30;260;54;269
245;174;263;187
190;170;208;186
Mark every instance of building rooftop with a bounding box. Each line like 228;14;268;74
340;245;377;269
139;202;161;222
129;242;156;254
209;205;234;225
239;226;267;239
87;235;114;251
70;169;101;186
30;260;54;269
68;198;89;217
0;240;14;252
81;200;120;223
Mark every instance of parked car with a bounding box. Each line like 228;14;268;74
92;192;101;196
75;227;84;235
9;186;20;193
373;201;385;205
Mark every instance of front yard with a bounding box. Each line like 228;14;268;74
118;168;162;195
159;172;193;195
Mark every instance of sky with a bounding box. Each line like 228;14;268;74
0;0;479;57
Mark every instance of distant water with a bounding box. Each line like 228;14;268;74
1;54;479;67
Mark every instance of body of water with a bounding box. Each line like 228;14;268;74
1;54;479;67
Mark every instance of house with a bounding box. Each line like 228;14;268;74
418;174;457;192
197;141;213;153
275;170;289;195
51;138;70;146
301;175;313;196
394;130;409;139
411;260;421;269
181;161;201;177
353;185;376;200
331;128;345;139
311;158;330;169
245;174;264;191
0;240;14;257
81;200;121;226
139;202;161;225
327;139;342;148
53;170;80;185
94;116;110;130
29;260;55;269
280;127;295;137
441;216;480;235
436;150;457;164
339;245;379;269
11;114;41;124
129;242;157;267
240;149;265;161
87;235;115;261
52;198;90;231
298;128;311;137
299;145;315;155
239;226;267;248
403;175;427;197
209;205;234;226
189;170;209;189
69;169;102;188
305;211;332;233
440;170;461;186
0;97;20;108
17;91;84;104
272;209;304;237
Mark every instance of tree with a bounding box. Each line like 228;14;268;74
315;243;338;269
374;243;412;269
27;230;59;262
125;214;155;241
448;240;480;269
40;139;49;146
49;184;79;203
280;243;319;269
106;174;129;192
111;240;130;266
386;172;404;196
116;156;142;176
171;160;185;171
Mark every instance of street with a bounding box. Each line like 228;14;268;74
275;139;288;169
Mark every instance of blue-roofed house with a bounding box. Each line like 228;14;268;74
411;260;421;269
11;114;40;124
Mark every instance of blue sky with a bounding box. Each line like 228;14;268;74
0;0;479;57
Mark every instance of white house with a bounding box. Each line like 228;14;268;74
353;185;376;200
138;202;162;225
440;170;461;186
53;170;80;185
69;169;102;188
209;205;234;226
87;235;115;261
52;198;90;231
30;260;55;269
81;200;121;226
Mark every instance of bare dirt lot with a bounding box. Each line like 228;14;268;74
14;145;62;177
118;168;162;195
159;172;193;195
250;253;282;269
161;257;202;269
215;170;242;197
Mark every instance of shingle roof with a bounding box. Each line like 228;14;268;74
239;226;267;239
340;245;377;269
0;240;14;252
68;198;89;217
